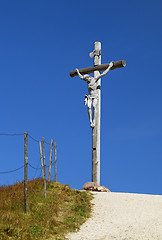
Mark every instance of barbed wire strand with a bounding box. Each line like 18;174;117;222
28;163;42;170
44;140;51;146
28;134;52;147
0;165;25;174
0;133;24;136
28;134;40;143
0;161;53;175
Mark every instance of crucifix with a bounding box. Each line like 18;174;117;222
70;41;126;186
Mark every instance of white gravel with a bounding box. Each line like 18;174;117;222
66;192;162;240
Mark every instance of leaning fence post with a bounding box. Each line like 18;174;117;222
55;142;57;182
42;137;46;198
24;132;28;212
48;139;54;185
39;141;44;179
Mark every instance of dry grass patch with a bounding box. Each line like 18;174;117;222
0;179;93;240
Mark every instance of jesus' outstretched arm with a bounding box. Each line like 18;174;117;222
95;61;113;81
75;68;84;80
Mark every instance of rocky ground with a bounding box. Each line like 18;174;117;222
66;191;162;240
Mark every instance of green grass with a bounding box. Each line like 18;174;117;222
0;179;93;240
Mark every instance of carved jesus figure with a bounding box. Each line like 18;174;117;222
76;61;113;128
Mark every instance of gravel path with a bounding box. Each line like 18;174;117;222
66;192;162;240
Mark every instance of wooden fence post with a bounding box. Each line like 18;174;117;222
55;142;57;182
24;132;28;212
39;141;44;179
48;139;54;185
42;137;46;198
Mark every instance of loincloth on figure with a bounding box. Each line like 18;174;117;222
84;94;98;107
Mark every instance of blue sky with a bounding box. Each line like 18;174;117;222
0;0;162;195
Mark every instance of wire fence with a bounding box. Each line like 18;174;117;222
0;132;57;212
0;165;25;174
0;133;55;177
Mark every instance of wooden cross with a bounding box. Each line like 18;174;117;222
69;41;126;186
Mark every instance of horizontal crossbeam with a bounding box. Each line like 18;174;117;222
69;60;126;77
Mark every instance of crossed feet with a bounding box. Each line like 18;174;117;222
90;120;95;128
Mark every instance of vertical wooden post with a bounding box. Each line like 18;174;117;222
55;142;57;182
92;41;101;186
42;137;46;198
24;132;28;212
39;141;44;179
48;139;54;184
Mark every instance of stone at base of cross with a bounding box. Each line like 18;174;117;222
82;182;110;192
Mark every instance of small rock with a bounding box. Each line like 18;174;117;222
82;182;95;191
82;182;110;192
95;185;110;192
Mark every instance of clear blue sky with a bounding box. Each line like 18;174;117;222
0;0;162;195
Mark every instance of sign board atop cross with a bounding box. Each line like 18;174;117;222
69;41;126;186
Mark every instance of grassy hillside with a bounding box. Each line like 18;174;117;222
0;179;93;240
